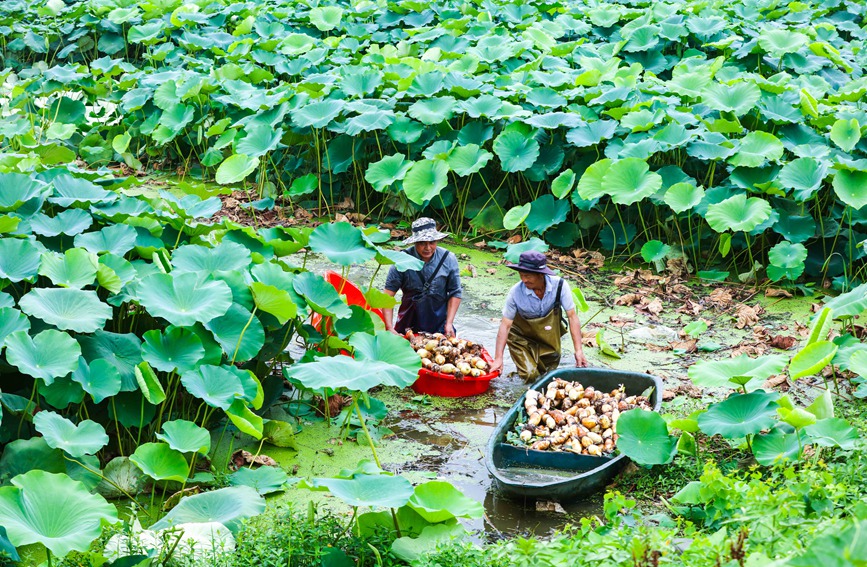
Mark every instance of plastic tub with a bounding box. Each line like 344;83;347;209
411;347;499;397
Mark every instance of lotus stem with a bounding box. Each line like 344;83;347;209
353;397;381;469
231;306;258;365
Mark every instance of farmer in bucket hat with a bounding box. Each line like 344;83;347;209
489;251;588;381
383;218;462;336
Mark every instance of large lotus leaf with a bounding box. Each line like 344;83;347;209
804;418;859;449
301;473;413;508
0;470;118;557
292;100;345;129
729;132;784;168
350;331;421;387
566;120;617;147
73;223;138;256
215;154;258;185
250;282;299;325
702;82;761;116
293;272;351;318
663;181;704;213
697;391;779;439
503;204;531;230
830;118;861;152
391;524;467;564
39;375;85;410
758;29;808;56
30;209;93;237
365;154;413;192
371;249;422;274
287;355;409;392
156;420;211;455
493;130;539;173
229;466;290;495
236;124;283;158
150;486;265;533
19;288;111;333
71;357;122;404
615;410;677;466
0;307;30;349
688;354;787;390
0;239;42;282
525;195;569;234
134;361;166;405
576;159;613;200
789;340;838;379
0;173;48;211
33;411;108;458
833;169;867;210
767;241;807;281
0;437;65;479
705;194;771;233
226;398;263;439
78;330;142;392
204;303;265;362
407;481;484;523
142;326;205;374
49;173;117;206
181;365;244;410
262;420;298;449
137;272;232;326
172;241;252;275
504;237;549;263
752;428;802;465
5;330;81;383
94;457;148;499
447;144;493;177
402;159;449;205
160;192;221;219
822;283;867;319
38;248;99;289
309;223;376;266
407;97;456;125
130;442;189;483
601;158;662;205
778;157;827;202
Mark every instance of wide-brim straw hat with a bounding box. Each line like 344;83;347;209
402;217;449;245
506;250;555;275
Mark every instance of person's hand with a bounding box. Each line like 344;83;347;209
490;357;503;374
387;327;400;335
574;351;589;368
444;322;455;337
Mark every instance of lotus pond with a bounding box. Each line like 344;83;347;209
1;0;867;564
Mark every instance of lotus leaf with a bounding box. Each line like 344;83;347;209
301;473;414;509
0;307;30;349
408;481;484;523
130;442;189;483
74;224;138;256
181;365;244;410
697;390;779;439
38;248;99;289
493;130;540;173
94;457;148;499
767;241;807;281
615;410;677;466
705;194;771;233
832;169;867;210
30;209;93;237
172;241;253;275
137;272;233;326
0;470;118;557
150;486;265;533
309;223;376;266
789;340;838;379
50;173;117;206
156;420;211;455
804;418;859;450
391;524;466;564
5;330;81;383
402;159;449;205
0;238;42;282
375;248;425;272
503;204;531;230
525;195;569;234
689;354;787;390
752;427;802;465
365;154;413;192
33;411;108;458
293;272;351;318
142;326;205;374
830;118;861;152
0;172;48;211
229;466;290;495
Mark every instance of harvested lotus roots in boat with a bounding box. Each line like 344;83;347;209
509;378;652;456
406;330;489;378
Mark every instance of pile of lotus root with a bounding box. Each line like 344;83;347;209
406;331;489;378
513;378;652;456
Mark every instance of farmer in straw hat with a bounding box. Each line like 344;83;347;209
383;217;462;336
489;251;588;382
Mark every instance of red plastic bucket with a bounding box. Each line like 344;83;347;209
311;271;386;334
410;346;499;397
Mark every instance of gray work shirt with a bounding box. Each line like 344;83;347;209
503;275;575;320
384;247;462;300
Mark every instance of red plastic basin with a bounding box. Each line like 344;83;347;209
411;346;499;398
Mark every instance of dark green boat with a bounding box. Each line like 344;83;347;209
485;367;663;501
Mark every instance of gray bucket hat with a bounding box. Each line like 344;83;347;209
402;217;449;245
506;251;556;275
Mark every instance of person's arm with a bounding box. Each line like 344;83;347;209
383;289;398;333
489;316;513;374
566;308;588;367
444;296;460;337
